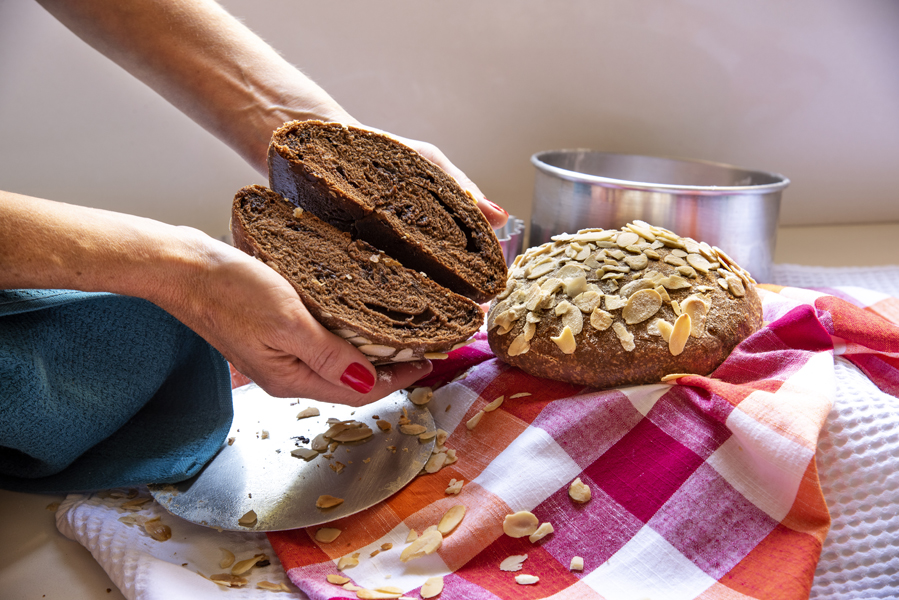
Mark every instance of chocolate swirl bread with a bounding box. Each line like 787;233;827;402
268;120;506;303
487;222;764;389
231;185;486;364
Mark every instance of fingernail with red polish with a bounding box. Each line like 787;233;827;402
341;362;375;394
485;199;508;215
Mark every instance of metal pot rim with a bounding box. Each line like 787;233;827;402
531;149;790;195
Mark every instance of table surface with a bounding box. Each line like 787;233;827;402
3;221;898;600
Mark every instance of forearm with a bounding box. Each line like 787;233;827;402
35;0;355;175
0;189;206;307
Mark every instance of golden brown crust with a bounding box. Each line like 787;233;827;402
487;223;763;389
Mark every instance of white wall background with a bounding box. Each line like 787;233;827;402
1;0;898;240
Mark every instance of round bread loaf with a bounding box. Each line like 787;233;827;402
487;222;764;389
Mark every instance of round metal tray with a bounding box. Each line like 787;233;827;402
150;383;434;531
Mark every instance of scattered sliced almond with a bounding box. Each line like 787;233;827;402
331;426;375;443
510;392;531;399
500;554;528;572
231;553;267;576
503;511;539;538
421;576;444;599
315;528;342;543
144;517;172;542
327;574;351;585
669;313;692;356
529;522;554;543
210;573;249;588
400;529;443;562
569;478;592;503
237;510;257;528
418;430;437;441
376;420;392;432
604;295;627;310
399;423;427;436
570;556;584;571
445;478;464;495
484;395;504;412
214;548;234;569
616;231;640;247
316;495;344;509
655;318;674;342
507;333;530;356
357;587;404;599
661;373;696;382
681;295;710;337
515;574;540;585
296;407;320;419
409;387;433;406
466;411;485;430
337;553;360;570
291;448;318;461
424;452;447;474
406;529;419;543
256;581;287;592
725;274;746;297
437;505;466;536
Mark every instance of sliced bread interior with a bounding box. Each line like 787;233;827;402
231;185;485;364
268;120;507;303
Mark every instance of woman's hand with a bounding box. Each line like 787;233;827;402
155;231;433;404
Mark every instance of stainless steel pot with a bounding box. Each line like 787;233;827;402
530;150;789;283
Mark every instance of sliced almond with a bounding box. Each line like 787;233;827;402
686;253;712;273
331;427;374;443
210;573;249;588
392;348;416;362
555;301;584;336
725;274;746;297
316;495;344;509
219;548;236;569
231;553;267;576
663;254;686;267
612;322;635;352
661;373;696;382
420;576;444;599
528;522;554;543
296;407;320;419
424;452;447;474
311;433;330;452
622;288;663;324
507;333;530;356
484;395;504;412
437;505;466;536
500;554;528;572
399;423;427;436
406;529;419;543
604;295;627;310
423;352;449;360
623;253;649;270
503;511;539;538
681;295;711;337
510;392;531;399
327;574;351;585
336;553;360;570
572;290;603;313
291;448;319;461
654;284;671;302
659;275;692;290
409;387;433;406
620;278;655;298
550;325;577;354
359;344;396;358
570;556;584;571
616;231;640;248
237;510;257;527
568;477;592;503
445;478;464;495
515;574;540;585
315;528;342;543
376;420;392;432
466;411;485;430
418;430;437;441
590;308;613;331
399;529;443;562
654;318;674;342
669;313;692;356
562;274;588;297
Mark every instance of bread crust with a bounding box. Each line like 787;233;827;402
487;225;763;389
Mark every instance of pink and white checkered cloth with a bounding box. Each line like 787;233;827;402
267;284;899;600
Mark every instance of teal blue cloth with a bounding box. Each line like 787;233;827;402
0;289;233;493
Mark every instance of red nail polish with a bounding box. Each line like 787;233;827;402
341;362;375;394
486;199;508;216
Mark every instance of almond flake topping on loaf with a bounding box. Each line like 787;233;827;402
488;222;757;360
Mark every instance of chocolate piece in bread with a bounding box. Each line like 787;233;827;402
268;120;507;303
231;185;484;364
487;223;764;389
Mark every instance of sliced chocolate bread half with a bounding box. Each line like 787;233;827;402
268;120;507;303
231;185;484;364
